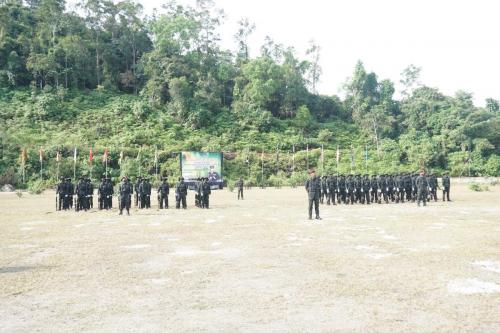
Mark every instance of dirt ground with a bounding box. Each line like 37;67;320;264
1;183;499;332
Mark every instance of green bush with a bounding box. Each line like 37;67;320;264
468;182;489;192
28;179;48;194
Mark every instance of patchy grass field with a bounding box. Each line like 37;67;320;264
1;183;499;332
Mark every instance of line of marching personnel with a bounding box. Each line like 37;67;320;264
315;171;451;206
56;176;194;215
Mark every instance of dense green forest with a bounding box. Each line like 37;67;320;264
1;0;499;188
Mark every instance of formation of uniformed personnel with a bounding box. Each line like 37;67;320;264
158;178;170;209
305;169;321;220
442;172;451;201
313;171;451;206
119;176;132;215
236;177;244;200
175;177;188;209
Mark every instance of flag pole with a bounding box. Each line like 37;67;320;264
261;148;264;188
39;147;43;180
321;144;324;176
21;148;27;184
365;145;368;174
336;145;340;176
246;153;250;180
22;156;25;183
350;145;354;174
306;143;309;171
155;146;158;182
73;147;77;180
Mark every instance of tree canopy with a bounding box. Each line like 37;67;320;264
0;0;499;188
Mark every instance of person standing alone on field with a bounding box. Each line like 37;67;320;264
442;173;451;201
305;169;321;220
236;177;244;200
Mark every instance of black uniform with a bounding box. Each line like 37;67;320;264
98;179;106;210
175;178;188;209
236;179;244;200
105;178;114;209
429;174;438;201
75;178;88;212
378;175;388;203
338;176;346;204
119;178;132;215
362;175;371;204
201;179;211;208
416;174;429;206
387;175;395;202
320;176;328;204
346;176;355;204
411;174;418;201
442;175;451;201
395;174;404;203
403;174;413;201
64;178;74;210
86;179;94;209
370;176;379;203
327;176;337;205
140;179;152;209
56;178;65;211
158;180;170;209
305;175;321;219
134;177;142;207
195;179;202;208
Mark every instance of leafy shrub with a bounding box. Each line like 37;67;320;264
468;182;489;192
28;179;48;194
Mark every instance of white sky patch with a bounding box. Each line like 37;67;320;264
447;279;500;294
65;0;500;106
472;261;500;274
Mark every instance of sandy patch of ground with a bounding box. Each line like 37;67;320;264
0;183;499;332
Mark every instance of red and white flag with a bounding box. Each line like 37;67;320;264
102;148;109;163
89;147;94;166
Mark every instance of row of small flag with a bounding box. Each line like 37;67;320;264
21;146;369;166
20;147;160;166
